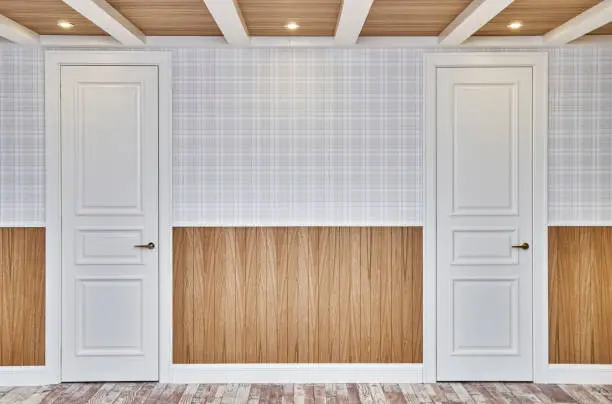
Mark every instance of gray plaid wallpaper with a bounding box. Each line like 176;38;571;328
0;47;610;226
0;48;44;226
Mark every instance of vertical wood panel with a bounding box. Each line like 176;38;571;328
360;228;372;363
549;227;612;364
304;228;319;363
244;230;259;363
0;228;45;366
348;228;361;362
317;228;332;363
172;228;193;363
173;227;422;364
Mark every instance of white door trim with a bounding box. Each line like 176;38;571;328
43;51;172;384
423;53;549;383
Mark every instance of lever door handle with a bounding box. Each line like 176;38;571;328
134;242;155;250
512;242;530;250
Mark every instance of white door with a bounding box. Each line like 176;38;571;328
60;65;159;382
436;67;533;381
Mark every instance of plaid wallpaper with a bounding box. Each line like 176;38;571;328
549;48;612;223
0;47;610;225
0;48;44;226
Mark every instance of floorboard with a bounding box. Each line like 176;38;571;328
0;383;610;403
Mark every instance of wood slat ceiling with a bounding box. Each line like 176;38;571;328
0;0;106;35
361;0;472;36
236;0;342;36
105;0;221;36
590;23;612;35
476;0;601;36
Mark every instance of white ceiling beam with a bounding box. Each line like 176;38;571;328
203;0;250;45
544;0;612;45
335;0;375;45
439;0;514;46
61;0;145;45
0;15;39;45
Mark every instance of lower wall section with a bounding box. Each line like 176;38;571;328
0;228;45;366
173;227;423;364
549;227;612;364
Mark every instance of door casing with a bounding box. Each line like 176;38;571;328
423;53;549;383
45;51;172;384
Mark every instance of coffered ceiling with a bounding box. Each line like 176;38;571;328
0;0;611;46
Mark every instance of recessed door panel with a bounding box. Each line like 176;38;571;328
76;84;143;215
452;278;519;356
76;278;144;356
452;228;519;266
452;84;518;216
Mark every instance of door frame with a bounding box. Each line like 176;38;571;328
423;53;549;383
45;51;172;384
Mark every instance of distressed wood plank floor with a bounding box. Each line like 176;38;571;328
0;383;610;403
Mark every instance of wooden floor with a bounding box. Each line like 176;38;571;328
0;383;611;403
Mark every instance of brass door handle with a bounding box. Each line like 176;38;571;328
134;242;155;250
512;242;530;250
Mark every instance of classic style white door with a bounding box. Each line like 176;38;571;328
60;65;159;381
436;67;533;381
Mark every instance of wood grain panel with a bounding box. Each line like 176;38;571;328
105;0;221;36
549;227;612;364
0;0;106;35
361;0;471;37
173;227;423;364
477;0;601;36
236;0;342;36
0;228;45;366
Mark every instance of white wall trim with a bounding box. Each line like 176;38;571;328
0;367;58;387
423;53;549;383
166;364;423;384
548;221;612;227
44;50;172;384
546;365;612;385
1;34;612;48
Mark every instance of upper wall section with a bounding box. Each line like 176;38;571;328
0;48;612;226
0;48;44;226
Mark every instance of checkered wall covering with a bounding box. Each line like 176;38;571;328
0;47;610;225
549;48;612;224
172;48;423;225
0;48;44;226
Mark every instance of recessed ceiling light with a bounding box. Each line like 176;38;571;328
57;20;74;29
285;22;300;30
507;21;523;30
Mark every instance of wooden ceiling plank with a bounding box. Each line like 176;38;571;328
62;0;145;45
439;0;514;45
335;0;375;45
0;14;39;45
203;0;249;45
544;0;612;45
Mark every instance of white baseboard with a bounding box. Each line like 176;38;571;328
165;364;424;384
545;365;612;385
0;366;59;386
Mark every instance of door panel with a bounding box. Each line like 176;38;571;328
61;66;159;382
436;67;533;381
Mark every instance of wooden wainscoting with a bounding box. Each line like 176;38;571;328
0;227;45;366
173;227;423;364
549;226;612;364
